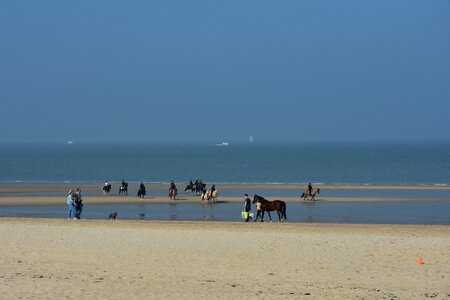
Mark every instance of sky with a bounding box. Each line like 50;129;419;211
0;0;449;144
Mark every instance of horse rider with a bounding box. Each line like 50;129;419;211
170;180;176;191
211;184;216;195
308;183;313;195
194;178;199;193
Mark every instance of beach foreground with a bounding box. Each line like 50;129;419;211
0;219;448;299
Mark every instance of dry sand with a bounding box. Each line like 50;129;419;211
0;218;449;299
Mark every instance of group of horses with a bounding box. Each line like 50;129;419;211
184;182;206;194
183;182;219;203
106;180;317;223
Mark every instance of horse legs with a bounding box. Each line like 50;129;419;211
267;211;272;222
277;211;281;222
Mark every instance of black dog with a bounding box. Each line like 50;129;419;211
108;212;117;220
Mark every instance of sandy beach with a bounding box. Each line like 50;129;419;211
1;185;449;299
0;218;448;299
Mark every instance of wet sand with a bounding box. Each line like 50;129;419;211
0;218;448;299
1;183;450;195
1;195;450;207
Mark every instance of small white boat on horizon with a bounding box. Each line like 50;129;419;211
67;141;74;145
215;142;230;146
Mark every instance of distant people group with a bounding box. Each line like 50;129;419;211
67;188;83;220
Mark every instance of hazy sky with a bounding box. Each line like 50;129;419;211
0;0;449;143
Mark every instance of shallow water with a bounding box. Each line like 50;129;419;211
1;202;449;225
3;188;450;199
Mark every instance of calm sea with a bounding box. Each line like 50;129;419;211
0;142;449;186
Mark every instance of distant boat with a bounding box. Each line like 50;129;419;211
67;141;74;145
249;136;254;143
215;142;230;146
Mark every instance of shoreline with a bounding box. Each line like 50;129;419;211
1;195;450;207
1;183;450;195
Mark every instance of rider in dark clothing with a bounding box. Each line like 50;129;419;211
170;181;176;190
308;183;313;195
244;194;251;222
138;182;146;198
211;184;216;194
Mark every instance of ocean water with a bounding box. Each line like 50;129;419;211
0;142;449;186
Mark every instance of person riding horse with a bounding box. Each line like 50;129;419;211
170;180;176;191
103;181;112;195
119;180;128;195
169;181;177;200
308;183;313;195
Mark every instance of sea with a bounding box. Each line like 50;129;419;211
0;141;449;187
1;142;450;224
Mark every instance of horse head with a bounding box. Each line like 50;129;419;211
252;194;262;204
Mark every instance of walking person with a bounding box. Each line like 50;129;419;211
74;188;83;219
254;199;262;222
244;194;251;222
67;190;75;219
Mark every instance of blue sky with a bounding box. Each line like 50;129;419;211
0;0;449;143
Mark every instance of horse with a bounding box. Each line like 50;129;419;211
205;190;219;203
301;188;320;201
185;183;196;192
169;188;177;200
201;190;209;202
252;194;287;222
119;182;128;195
102;184;112;196
196;183;205;194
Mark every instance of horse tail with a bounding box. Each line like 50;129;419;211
300;192;305;198
282;201;287;220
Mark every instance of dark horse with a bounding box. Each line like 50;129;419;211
252;195;287;222
185;183;196;192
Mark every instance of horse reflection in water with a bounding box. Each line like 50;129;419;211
252;194;287;222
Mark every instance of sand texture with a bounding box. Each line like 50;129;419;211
0;218;449;299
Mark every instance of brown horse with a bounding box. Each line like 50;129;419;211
201;190;219;203
301;188;320;201
169;188;177;200
252;195;287;222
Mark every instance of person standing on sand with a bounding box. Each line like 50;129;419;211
74;188;83;219
67;190;75;219
244;194;251;222
138;182;146;198
254;199;262;222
